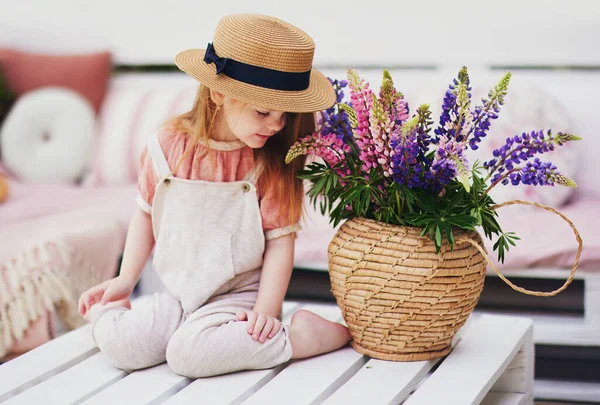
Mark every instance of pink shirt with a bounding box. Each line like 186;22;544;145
136;127;301;240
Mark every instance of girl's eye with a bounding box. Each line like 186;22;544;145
256;110;270;117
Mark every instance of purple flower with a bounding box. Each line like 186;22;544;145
504;158;576;187
485;130;580;184
390;117;422;188
415;105;434;162
379;70;409;125
433;88;459;142
469;72;511;150
429;135;470;191
433;68;472;144
321;78;353;144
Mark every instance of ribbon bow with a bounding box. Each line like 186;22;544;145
203;43;228;74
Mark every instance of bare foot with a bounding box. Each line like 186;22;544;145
83;298;131;323
288;310;351;359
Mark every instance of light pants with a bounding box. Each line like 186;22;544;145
91;269;293;378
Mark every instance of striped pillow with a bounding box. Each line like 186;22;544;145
85;79;197;186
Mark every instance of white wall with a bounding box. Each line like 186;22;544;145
1;0;600;68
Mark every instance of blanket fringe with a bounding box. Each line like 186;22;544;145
0;241;83;358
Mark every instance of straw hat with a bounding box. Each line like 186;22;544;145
175;14;336;113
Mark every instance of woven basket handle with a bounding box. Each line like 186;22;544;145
457;199;583;297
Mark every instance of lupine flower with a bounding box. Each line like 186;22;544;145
433;67;471;143
484;130;581;184
285;67;581;263
469;72;511;150
430;135;470;191
504;158;577;187
369;95;395;177
415;104;434;162
347;68;379;171
285;133;351;179
320;78;353;144
379;70;409;125
456;78;474;141
390;115;421;187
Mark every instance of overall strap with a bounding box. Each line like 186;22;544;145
242;156;265;185
147;132;172;180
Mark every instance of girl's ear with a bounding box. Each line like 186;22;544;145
209;89;224;106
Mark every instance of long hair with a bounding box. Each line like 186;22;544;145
165;84;313;225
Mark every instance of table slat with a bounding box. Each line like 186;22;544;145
405;315;533;405
79;363;188;404
0;326;96;402
242;347;365;405
162;367;281;405
5;352;126;404
322;357;439;405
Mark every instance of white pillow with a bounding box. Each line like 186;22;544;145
0;87;96;183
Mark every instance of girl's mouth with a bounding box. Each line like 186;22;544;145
255;133;270;141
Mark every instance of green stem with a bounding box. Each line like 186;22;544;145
482;167;521;197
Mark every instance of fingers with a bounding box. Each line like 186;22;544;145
85;291;96;312
100;285;115;305
79;283;108;315
237;311;281;343
246;311;258;335
258;317;275;342
252;314;267;341
268;319;281;339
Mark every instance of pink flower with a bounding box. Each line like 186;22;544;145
285;133;351;176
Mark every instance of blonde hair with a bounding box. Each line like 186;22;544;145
165;84;313;225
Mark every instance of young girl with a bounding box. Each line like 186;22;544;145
78;13;351;378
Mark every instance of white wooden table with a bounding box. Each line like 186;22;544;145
0;301;533;405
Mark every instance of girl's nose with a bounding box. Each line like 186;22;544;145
268;116;285;133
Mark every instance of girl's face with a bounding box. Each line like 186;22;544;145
212;91;287;148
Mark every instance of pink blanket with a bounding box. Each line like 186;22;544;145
0;172;130;359
0;209;126;359
0;177;137;228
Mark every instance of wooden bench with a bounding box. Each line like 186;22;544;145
0;301;533;405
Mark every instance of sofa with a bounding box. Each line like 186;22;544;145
0;60;598;369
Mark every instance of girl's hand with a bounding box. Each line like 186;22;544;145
78;276;136;316
236;310;281;343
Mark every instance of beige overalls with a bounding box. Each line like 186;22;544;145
91;133;293;378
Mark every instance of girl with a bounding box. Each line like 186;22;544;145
78;13;351;378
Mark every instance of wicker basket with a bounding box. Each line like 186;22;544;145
328;217;487;361
328;200;583;361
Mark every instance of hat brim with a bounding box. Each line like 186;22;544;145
175;49;336;113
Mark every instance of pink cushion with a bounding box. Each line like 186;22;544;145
483;198;596;271
85;83;196;186
0;49;111;114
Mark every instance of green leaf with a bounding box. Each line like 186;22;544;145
492;231;520;264
435;226;442;247
445;226;455;249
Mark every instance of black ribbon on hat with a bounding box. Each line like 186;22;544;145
203;42;311;92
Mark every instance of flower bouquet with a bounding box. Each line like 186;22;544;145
286;67;583;361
